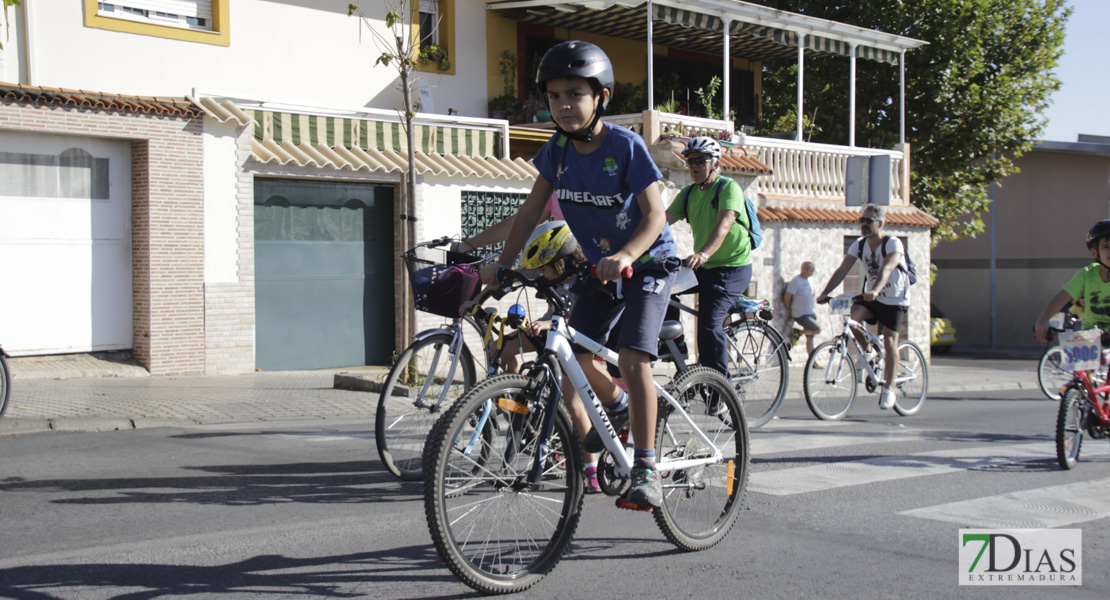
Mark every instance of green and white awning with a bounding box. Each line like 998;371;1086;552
251;110;502;158
490;1;920;64
191;97;536;181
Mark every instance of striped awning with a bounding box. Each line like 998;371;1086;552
492;2;905;64
191;98;536;181
250;110;503;159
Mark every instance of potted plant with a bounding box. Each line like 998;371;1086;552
490;50;522;119
418;44;451;71
488;94;522;121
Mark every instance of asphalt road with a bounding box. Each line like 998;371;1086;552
1;388;1107;599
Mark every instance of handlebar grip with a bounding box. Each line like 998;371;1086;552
590;265;634;280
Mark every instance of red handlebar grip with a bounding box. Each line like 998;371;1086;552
590;265;634;279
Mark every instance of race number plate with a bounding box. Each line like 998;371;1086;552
1059;329;1102;372
830;294;853;316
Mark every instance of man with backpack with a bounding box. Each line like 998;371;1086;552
816;203;912;410
665;136;760;377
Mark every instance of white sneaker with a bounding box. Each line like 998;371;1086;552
879;389;896;410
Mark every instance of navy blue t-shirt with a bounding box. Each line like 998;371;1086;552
533;123;676;270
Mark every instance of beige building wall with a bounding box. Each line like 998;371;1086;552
932;140;1110;353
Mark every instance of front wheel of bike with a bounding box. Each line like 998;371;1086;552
0;351;9;418
1038;346;1071;401
1056;386;1084;470
423;373;584;595
376;333;476;480
804;340;857;421
892;341;928;416
654;366;749;551
725;320;789;429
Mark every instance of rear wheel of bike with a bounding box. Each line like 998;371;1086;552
0;352;9;418
376;334;476;480
654;366;749;551
725;320;788;429
1038;346;1071;401
892;341;928;416
1056;386;1084;470
423;373;584;595
804;340;857;420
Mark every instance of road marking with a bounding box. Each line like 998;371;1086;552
752;426;928;456
748;442;1110;496
901;477;1110;528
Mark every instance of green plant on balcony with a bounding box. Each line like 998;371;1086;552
489;50;524;119
418;43;451;71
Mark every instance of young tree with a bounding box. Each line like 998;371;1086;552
348;2;441;342
754;0;1069;242
1;0;23;50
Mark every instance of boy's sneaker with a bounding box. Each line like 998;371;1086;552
584;465;601;494
879;389;896;410
583;408;629;453
626;467;663;508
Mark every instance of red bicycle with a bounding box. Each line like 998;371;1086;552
1053;328;1110;469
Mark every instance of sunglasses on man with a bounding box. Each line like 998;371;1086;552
686;157;710;166
858;217;880;224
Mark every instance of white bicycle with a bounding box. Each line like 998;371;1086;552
803;293;928;420
422;264;750;594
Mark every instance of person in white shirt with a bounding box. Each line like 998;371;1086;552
783;261;820;354
816;204;910;410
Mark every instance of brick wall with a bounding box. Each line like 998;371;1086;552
0;100;206;375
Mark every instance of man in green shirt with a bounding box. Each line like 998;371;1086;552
666;136;754;376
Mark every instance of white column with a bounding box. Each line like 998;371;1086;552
796;34;805;141
899;49;906;145
647;1;654;111
723;18;731;122
849;43;857;147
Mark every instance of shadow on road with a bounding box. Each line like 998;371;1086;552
0;545;480;600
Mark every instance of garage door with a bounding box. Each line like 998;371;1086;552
254;179;394;370
0;132;132;356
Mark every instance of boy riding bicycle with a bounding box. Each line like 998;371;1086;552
1034;220;1110;342
481;40;678;509
816;203;910;410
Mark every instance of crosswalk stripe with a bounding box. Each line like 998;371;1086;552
752;425;926;456
748;442;1110;496
900;477;1110;528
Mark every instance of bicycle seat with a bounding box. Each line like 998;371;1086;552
659;320;683;341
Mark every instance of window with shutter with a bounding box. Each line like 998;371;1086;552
86;0;228;46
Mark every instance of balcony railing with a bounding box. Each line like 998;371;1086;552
597;110;906;204
741;136;905;204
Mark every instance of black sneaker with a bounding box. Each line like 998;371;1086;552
583;408;629;453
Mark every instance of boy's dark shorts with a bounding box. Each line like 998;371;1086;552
853;299;908;335
569;258;679;358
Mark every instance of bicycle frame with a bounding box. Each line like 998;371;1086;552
533;313;724;483
827;315;914;388
1072;370;1110;427
667;297;791;379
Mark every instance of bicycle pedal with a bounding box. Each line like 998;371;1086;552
615;497;654;512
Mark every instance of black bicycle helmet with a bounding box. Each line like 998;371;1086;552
536;41;614;110
1087;219;1110;249
536;41;614;143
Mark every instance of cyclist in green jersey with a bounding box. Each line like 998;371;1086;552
1035;219;1110;341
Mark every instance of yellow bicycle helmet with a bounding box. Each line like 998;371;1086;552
523;221;578;270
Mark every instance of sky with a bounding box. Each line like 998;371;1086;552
1039;0;1110;142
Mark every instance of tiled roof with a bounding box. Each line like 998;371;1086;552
661;137;773;175
252;140;539;181
758;204;939;228
0;82;201;117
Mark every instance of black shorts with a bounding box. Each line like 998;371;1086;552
853;299;908;335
